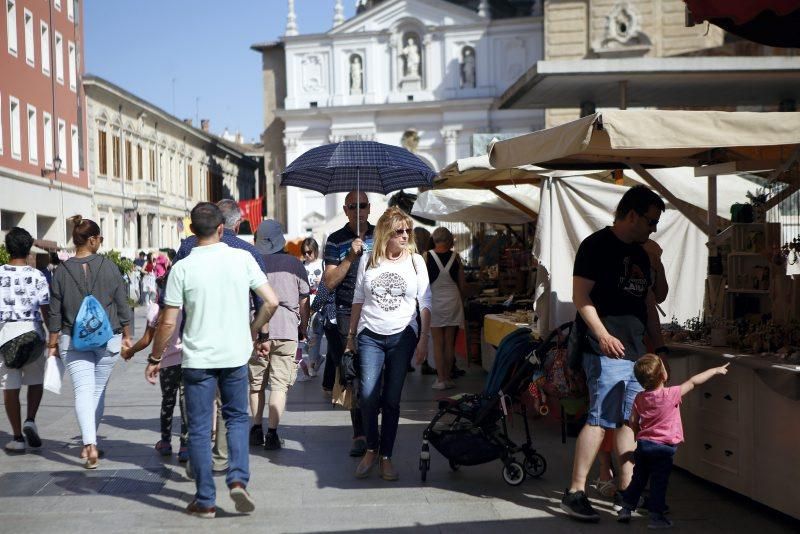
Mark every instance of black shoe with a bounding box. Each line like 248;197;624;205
638;495;670;515
349;437;367;457
264;431;283;451
560;489;600;522
407;364;415;373
249;425;264;447
420;362;437;375
617;508;632;523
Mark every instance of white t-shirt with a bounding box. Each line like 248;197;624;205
0;265;49;323
353;252;431;336
304;258;324;306
164;242;268;369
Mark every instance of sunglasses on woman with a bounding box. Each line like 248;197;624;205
394;228;412;236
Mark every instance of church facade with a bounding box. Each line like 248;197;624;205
255;0;544;237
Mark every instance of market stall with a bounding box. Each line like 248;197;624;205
488;109;800;519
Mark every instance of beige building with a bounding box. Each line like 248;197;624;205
83;75;258;256
541;0;724;126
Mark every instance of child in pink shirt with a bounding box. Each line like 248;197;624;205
122;299;187;461
617;354;729;529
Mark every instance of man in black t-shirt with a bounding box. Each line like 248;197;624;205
561;186;667;522
322;190;375;457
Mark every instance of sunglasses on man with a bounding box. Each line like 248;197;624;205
346;202;369;210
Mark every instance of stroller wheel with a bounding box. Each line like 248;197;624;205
448;459;460;471
502;461;526;486
419;458;429;482
524;453;547;478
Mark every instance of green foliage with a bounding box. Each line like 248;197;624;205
0;244;8;266
101;250;134;275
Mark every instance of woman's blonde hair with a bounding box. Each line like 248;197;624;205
368;207;416;269
634;354;667;391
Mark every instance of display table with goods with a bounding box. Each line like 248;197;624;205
664;342;800;520
482;311;535;372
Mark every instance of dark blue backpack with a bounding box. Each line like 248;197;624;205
64;258;114;351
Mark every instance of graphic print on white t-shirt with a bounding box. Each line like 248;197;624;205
370;271;407;312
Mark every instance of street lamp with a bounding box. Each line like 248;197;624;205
41;156;62;178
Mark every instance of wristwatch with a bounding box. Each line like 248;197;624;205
257;332;270;342
654;346;670;356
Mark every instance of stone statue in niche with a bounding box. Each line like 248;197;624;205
350;55;363;95
461;47;476;88
401;130;420;153
401;36;421;78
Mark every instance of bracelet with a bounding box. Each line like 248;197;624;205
147;355;162;365
257;332;270;342
47;343;58;349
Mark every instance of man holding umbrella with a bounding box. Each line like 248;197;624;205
322;191;374;457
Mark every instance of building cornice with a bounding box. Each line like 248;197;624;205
0;165;92;197
276;97;496;119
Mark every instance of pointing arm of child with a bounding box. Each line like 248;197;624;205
680;363;730;396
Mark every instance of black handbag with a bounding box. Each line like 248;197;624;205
340;349;359;386
0;330;45;369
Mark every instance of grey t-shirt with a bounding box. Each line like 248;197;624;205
48;255;131;334
263;253;310;341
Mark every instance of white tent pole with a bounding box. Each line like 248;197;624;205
357;167;361;237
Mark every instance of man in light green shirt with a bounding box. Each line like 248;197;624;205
147;202;278;519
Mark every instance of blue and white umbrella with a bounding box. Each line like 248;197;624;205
281;140;436;234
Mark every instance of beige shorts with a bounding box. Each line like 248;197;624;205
0;352;46;390
249;339;298;393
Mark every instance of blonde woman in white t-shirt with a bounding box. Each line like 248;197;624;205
346;207;432;481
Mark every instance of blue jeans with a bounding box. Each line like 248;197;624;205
61;333;121;446
305;312;324;367
183;365;250;508
583;353;643;428
357;326;417;457
621;439;677;515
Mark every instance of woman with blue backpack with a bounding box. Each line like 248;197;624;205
47;216;132;469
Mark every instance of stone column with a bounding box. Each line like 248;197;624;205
441;128;459;164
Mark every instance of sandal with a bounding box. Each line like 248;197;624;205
155;440;173;456
593;477;617;497
83;445;99;470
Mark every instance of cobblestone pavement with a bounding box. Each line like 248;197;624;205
0;307;797;533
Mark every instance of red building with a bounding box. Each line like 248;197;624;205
1;0;90;248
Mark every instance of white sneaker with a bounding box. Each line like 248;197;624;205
431;380;448;390
309;356;325;377
4;439;25;452
295;371;312;382
22;420;42;448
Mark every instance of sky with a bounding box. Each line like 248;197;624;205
85;0;357;143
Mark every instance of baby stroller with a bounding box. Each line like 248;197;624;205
419;327;547;486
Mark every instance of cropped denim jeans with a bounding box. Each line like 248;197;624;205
357;326;417;457
60;333;121;446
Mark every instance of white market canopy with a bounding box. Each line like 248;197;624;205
412;184;540;224
488;110;800;171
489;110;800;238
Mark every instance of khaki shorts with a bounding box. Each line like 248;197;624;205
0;352;46;390
249;339;298;393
